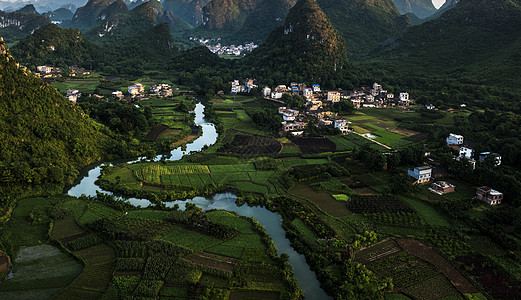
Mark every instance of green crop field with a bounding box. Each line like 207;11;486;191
221;234;264;250
162;227;222;252
209;164;256;173
206;212;254;234
231;182;270;195
78;203;123;226
291;219;317;244
398;196;451;227
0;244;83;299
328;136;359;150
136;164;210;183
52;78;100;94
127;210;168;221
212;172;249;183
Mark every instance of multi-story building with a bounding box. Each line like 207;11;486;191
446;133;464;146
408;166;432;184
327;91;341;103
334;119;350;134
476;186;503;205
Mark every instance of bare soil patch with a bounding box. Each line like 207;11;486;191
186;252;240;272
171;134;198;148
145;124;169;141
59;232;89;244
456;255;521;299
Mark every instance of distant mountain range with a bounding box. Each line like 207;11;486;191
0;0;86;13
392;0;437;18
370;0;521;87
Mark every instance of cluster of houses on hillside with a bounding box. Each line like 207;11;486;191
446;133;502;169
36;65;62;78
36;65;92;79
278;107;350;136
406;132;504;206
193;37;258;56
408;165;503;206
231;79;258;94
262;82;413;109
231;81;410;136
112;83;175;100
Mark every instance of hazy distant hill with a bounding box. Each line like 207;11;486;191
86;1;191;43
71;0;128;31
371;0;521;87
0;8;50;43
392;0;437;18
316;0;410;58
15;4;39;15
43;8;74;21
162;0;209;26
235;0;295;44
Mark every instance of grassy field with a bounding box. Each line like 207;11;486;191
397;195;451;227
345;108;424;149
111;161;278;195
52;78;101;94
162;227;222;252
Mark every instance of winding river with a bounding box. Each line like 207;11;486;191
67;103;331;299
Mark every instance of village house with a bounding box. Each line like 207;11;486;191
312;84;321;93
303;88;313;99
112;91;124;100
334;119;350;134
459;146;474;160
446;133;464;146
429;181;456;195
398;92;410;107
262;86;271;97
319;119;333;126
282;121;306;134
408;166;432;184
66;89;81;103
128;83;144;96
244;79;257;92
231;80;241;95
476;186;503;205
327;91;341;103
279;107;299;121
479;152;502;166
37;65;52;74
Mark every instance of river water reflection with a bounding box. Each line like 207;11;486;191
67;103;331;299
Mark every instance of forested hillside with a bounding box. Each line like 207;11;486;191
0;35;110;188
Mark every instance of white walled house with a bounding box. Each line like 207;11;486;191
271;92;283;99
459;146;474;160
334;119;350;134
262;86;271;97
408;166;432;184
327;91;341;103
303;88;313;99
446;133;464;146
